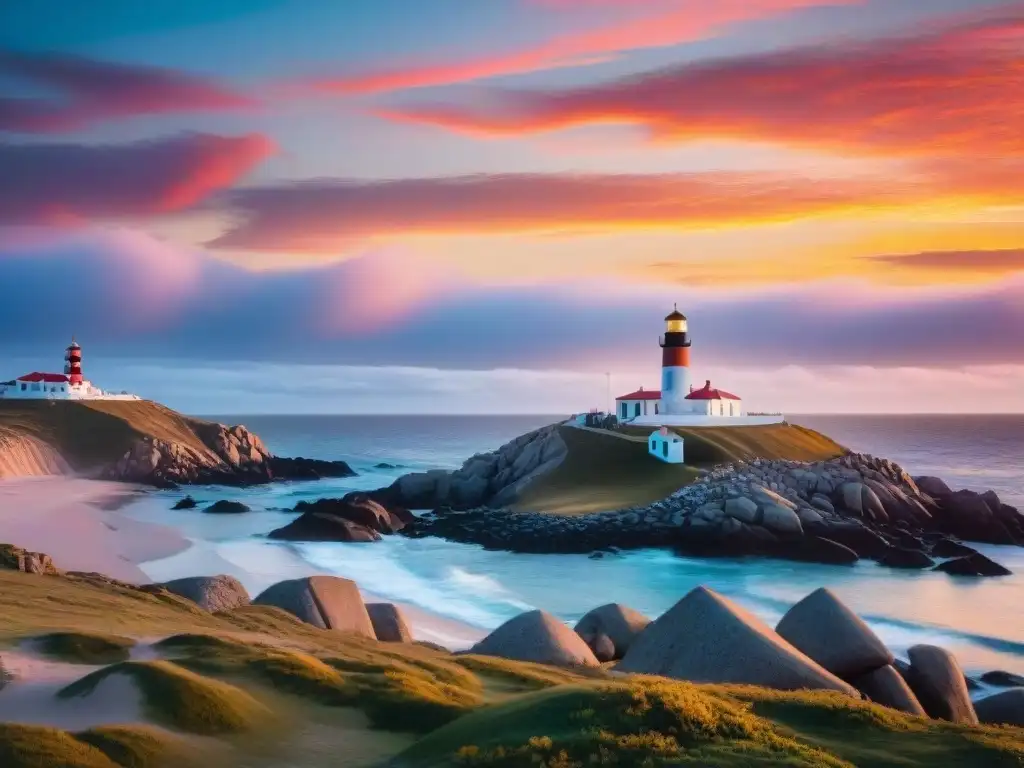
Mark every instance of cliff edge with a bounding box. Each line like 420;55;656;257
0;400;353;486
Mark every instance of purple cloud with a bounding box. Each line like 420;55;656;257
0;50;256;133
0;228;1022;372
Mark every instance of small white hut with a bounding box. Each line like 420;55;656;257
648;427;684;464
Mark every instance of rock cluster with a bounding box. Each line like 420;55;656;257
0;544;59;575
371;425;567;510
268;493;414;542
399;453;1020;574
469;585;1024;726
158;575;251;613
104;422;355;488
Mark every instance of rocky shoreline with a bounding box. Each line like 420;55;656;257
400;453;1021;574
263;449;1021;576
104;422;355;488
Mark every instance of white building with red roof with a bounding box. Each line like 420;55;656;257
613;307;782;427
0;338;140;401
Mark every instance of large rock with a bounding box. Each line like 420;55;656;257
0;544;59;575
930;538;978;558
934;552;1012;577
254;576;374;637
470;610;599;667
574;603;651;659
172;496;197;510
775;588;893;679
366;603;413;643
159;575;251;613
723;496;758;524
915;476;952;499
838;483;888;522
852;665;926;715
778;536;859;565
204;500;250;514
761;504;803;535
268;514;381;542
975;689;1024;726
878;548;934;570
939;490;1017;545
905;645;978;724
616;587;857;695
981;670;1024;688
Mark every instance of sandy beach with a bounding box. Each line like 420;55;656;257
0;477;191;583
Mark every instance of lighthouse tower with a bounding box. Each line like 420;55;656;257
659;305;692;415
64;337;83;386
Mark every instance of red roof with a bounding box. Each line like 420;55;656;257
615;388;662;401
17;372;69;383
686;380;740;401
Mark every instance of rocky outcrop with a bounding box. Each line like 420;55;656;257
981;670;1024;688
204;500;251;514
371;425;567;510
159;575;250;613
470;610;599;667
267;493;411;543
574;603;651;660
975;690;1024;726
852;665;926;716
172;496;198;510
775;588;893;679
0;544;60;575
103;421;355;488
253;576;375;637
396;450;1017;573
616;587;857;695
934;552;1012;577
0;430;71;479
366;603;413;643
904;645;978;724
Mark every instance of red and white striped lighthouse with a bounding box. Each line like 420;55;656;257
64;337;83;385
659;305;692;415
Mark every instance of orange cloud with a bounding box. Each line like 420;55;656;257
382;7;1024;157
209;157;1024;254
306;0;857;95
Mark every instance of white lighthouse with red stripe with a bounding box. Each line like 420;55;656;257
659;305;692;416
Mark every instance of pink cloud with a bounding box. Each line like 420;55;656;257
305;0;858;95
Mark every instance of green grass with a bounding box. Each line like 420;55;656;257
0;723;189;768
395;678;1024;768
617;422;846;465
32;631;136;665
157;632;485;733
58;661;271;735
514;426;700;515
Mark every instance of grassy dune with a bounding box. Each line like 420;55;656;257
33;631;136;665
59;661;271;735
513;423;843;515
396;679;1024;768
0;723;192;768
0;400;217;473
1;566;1023;766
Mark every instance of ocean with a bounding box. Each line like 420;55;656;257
121;414;1024;676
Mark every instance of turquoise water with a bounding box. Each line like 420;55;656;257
122;414;1024;674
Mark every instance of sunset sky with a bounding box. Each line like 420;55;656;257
2;0;1023;414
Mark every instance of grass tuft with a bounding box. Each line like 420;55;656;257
32;631;136;665
0;723;118;768
58;660;270;735
75;725;193;768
